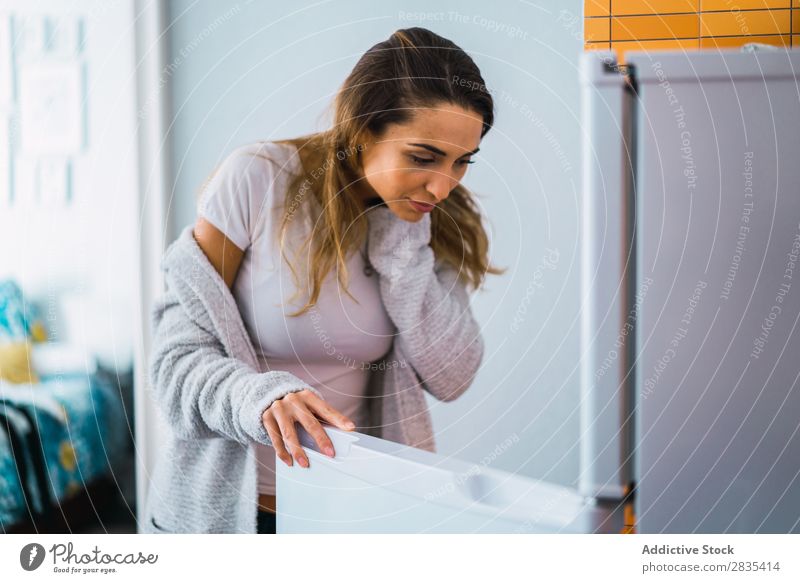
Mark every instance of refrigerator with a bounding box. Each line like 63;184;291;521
277;48;800;534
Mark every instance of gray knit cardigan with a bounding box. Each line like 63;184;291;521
141;205;484;533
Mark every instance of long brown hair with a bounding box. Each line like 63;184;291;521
206;27;506;317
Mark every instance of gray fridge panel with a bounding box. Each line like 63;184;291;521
627;49;800;533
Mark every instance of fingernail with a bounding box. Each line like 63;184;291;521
325;446;334;457
300;457;308;468
345;421;355;429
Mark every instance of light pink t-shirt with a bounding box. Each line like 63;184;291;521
197;141;395;496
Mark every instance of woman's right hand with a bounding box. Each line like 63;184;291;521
262;389;356;468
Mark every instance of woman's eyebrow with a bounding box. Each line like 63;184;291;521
407;142;480;157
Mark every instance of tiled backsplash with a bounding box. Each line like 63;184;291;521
585;0;800;62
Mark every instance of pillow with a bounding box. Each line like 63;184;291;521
0;340;39;384
0;279;48;343
0;279;46;384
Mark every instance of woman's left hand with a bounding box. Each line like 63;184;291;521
366;204;431;257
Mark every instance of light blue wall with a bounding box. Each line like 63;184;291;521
166;0;585;488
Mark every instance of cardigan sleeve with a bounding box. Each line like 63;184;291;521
148;283;321;445
366;206;484;402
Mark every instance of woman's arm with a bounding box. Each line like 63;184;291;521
149;289;317;444
193;217;245;290
150;218;353;466
366;206;484;402
148;219;320;444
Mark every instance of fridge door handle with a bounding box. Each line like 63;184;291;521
579;51;636;500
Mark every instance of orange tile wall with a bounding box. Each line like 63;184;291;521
584;0;799;63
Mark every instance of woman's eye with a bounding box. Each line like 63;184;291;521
409;155;475;166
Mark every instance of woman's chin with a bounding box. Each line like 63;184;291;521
387;199;424;222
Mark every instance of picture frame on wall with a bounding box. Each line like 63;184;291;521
37;155;71;205
11;13;46;59
18;60;85;154
45;14;85;58
0;13;12;105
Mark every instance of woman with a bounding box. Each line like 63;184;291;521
144;27;503;535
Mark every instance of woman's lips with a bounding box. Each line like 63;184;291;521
407;198;436;213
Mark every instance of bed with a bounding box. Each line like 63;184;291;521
0;279;132;532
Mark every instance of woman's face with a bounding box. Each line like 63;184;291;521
355;102;484;222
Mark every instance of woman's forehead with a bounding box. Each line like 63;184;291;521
381;106;483;154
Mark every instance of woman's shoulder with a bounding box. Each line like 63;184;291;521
203;140;304;210
197;140;305;248
220;140;302;181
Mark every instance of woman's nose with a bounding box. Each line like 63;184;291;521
425;171;458;202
